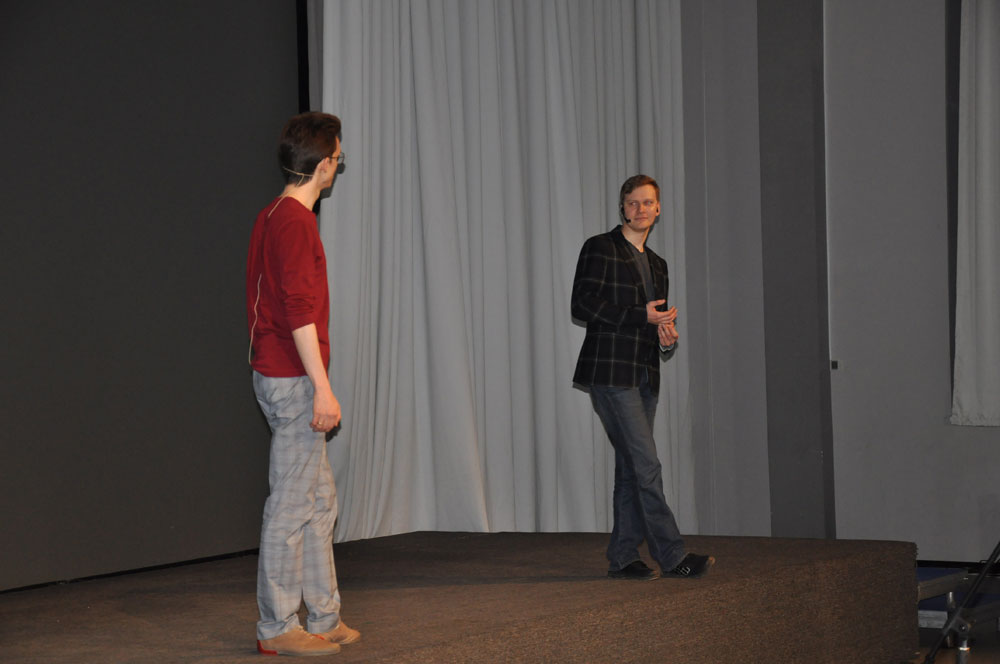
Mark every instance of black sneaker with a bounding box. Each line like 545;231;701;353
663;553;714;579
608;560;659;580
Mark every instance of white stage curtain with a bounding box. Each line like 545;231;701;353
952;0;1000;426
316;0;693;539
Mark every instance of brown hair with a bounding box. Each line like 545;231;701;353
277;112;342;185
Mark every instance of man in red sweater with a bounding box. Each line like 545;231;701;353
246;112;360;656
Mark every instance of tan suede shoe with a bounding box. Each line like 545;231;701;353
257;627;341;656
317;621;361;646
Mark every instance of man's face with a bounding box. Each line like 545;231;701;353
622;184;660;232
321;138;342;188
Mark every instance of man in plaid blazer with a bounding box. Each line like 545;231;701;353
572;174;713;581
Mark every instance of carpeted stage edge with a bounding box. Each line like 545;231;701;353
332;532;916;663
0;532;917;663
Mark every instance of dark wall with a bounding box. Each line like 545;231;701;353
757;0;836;538
0;1;299;590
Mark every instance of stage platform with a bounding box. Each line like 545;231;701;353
0;532;918;663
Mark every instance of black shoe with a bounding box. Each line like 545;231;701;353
608;560;659;580
663;553;714;579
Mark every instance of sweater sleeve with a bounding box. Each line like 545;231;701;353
271;216;324;331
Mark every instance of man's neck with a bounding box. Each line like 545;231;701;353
621;223;649;251
282;181;322;211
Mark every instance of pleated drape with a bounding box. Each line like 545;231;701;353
952;0;1000;426
317;0;695;539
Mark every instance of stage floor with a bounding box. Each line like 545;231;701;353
0;531;937;663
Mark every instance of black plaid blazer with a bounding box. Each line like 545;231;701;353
571;225;670;394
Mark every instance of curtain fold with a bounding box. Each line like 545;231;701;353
318;0;693;540
952;0;1000;426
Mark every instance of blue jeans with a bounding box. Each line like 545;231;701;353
590;371;686;573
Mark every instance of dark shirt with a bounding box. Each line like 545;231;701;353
626;241;655;302
628;239;674;353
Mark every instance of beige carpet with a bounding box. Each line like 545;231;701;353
0;532;917;663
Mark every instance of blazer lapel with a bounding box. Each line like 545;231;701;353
649;253;667;302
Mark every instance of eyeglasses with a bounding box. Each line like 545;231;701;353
334;151;346;165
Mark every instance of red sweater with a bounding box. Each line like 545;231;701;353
246;196;330;377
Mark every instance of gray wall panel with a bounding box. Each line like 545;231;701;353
825;0;1000;561
757;0;836;538
682;0;772;537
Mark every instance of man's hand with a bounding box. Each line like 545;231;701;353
290;323;341;433
311;384;342;433
646;300;677;326
658;321;679;348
